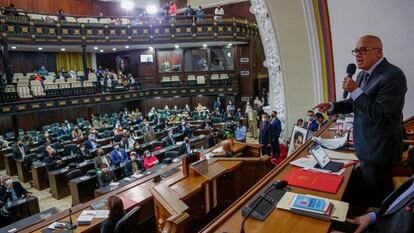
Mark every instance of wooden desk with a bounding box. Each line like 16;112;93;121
49;161;95;199
4;153;17;176
0;147;12;170
70;175;98;205
200;120;355;233
32;163;49;190
0;207;58;233
6;196;40;221
16;159;31;183
20;150;271;233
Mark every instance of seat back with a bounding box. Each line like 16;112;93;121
211;74;219;80
88;73;98;82
187;75;196;81
48;72;56;76
66;169;83;181
196;75;205;85
165;151;179;159
64;144;78;156
17;86;32;99
114;206;141;233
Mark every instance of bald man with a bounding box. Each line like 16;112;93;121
315;35;407;207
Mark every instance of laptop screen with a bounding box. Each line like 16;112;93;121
310;144;331;168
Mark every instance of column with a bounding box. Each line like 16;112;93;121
1;41;12;84
81;45;88;80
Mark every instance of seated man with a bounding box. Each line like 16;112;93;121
1;177;31;203
84;133;100;152
179;137;192;156
37;65;49;77
144;130;157;143
98;163;116;187
109;143;128;166
143;150;159;170
44;148;64;172
332;175;414;233
94;148;111;170
124;152;145;176
163;130;176;147
178;120;192;138
12;141;30;161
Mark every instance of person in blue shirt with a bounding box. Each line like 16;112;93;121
1;178;31;203
235;120;247;143
110;143;128;166
195;5;204;23
303;110;319;132
37;65;49;77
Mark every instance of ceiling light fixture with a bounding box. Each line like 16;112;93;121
94;47;98;50
121;0;134;10
11;46;17;49
146;5;158;14
125;45;130;49
112;48;117;51
203;44;207;48
38;47;43;50
100;49;104;52
148;46;154;50
61;48;66;51
174;44;179;49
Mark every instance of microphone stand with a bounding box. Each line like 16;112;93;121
67;208;77;230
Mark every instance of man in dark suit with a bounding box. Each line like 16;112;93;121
44;148;64;172
12;141;30;161
213;97;221;112
1;178;31;202
270;111;282;158
315;35;407;207
163;130;176;146
259;113;272;156
332;176;414;233
303;110;319;132
179;137;192;155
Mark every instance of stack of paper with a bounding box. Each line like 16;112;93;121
76;212;94;225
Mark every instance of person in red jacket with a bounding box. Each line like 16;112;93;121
143;150;159;169
169;1;177;23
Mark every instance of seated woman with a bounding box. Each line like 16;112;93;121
100;195;124;233
72;127;83;140
143;150;159;170
98;163;116;187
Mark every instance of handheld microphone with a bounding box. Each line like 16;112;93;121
240;180;288;233
342;63;357;99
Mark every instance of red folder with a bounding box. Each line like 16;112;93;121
119;196;138;211
284;167;343;194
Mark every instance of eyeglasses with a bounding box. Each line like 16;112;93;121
351;47;381;56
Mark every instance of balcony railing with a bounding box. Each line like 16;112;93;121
0;8;258;45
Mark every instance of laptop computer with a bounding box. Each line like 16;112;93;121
309;143;343;172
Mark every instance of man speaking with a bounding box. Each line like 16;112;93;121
315;35;407;207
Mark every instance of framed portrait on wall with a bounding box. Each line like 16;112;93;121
288;125;308;156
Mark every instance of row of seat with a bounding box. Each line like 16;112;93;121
27;13;131;25
161;74;231;87
13;71;86;82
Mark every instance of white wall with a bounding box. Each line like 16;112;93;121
328;0;414;119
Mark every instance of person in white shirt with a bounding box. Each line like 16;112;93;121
214;4;224;22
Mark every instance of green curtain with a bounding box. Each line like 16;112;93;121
56;52;92;71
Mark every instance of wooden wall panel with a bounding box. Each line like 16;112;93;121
52;1;75;15
33;0;54;14
74;0;92;16
0;115;13;135
10;51;57;74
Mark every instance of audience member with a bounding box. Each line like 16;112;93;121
214;4;224;22
121;131;135;150
12;141;30;160
253;96;262;112
303;110;319;132
260;88;269;106
1;178;31;203
226;100;235;114
44;148;63;172
259;113;271;156
37;66;49;77
98;163;116;187
84;133;100;152
2;4;17;16
235;120;247;142
213;97;222;112
143;129;157;143
164;130;176;146
143;150;159;169
57;9;65;21
110;143;128;166
247;105;258;139
315;112;328;128
184;4;195;16
94;148;111;169
178;120;192;138
234;108;244;120
196;6;204;23
100;195;124;233
270;111;282;158
72;127;83;140
31;71;44;81
169;1;177;17
179;137;192;155
124;152;145;176
77;143;90;162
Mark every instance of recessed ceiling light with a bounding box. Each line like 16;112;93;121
203;44;207;48
121;0;134;10
38;47;43;50
148;46;154;50
146;5;158;14
11;46;17;49
228;43;233;46
94;47;98;50
174;44;179;49
112;48;117;51
61;48;66;51
125;45;130;49
100;49;104;52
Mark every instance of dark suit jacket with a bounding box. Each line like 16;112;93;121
94;154;112;168
332;58;407;165
179;143;192;155
270;118;282;142
4;181;29;201
259;122;271;145
124;160;145;176
12;144;30;160
372;176;414;233
44;155;63;172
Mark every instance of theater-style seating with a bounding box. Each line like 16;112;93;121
187;75;196;86
170;76;181;87
17;85;33;99
210;74;220;86
30;80;46;97
161;76;171;87
1;85;18;101
196;75;205;86
220;73;230;85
